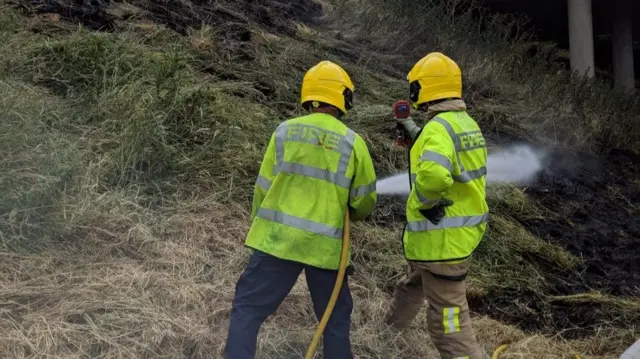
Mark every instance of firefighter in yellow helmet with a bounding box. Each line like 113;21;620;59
224;60;377;359
385;52;489;359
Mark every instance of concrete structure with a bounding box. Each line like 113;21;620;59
568;0;595;78
483;0;638;90
612;0;635;90
566;0;635;89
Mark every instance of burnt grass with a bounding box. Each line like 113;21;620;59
470;148;640;339
528;149;639;298
9;0;322;37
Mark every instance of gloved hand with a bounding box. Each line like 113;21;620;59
419;199;454;225
396;117;418;132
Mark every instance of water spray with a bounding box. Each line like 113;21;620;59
376;144;547;196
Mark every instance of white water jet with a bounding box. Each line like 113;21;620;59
619;339;640;359
376;144;546;196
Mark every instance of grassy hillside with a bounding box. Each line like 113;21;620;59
0;0;638;358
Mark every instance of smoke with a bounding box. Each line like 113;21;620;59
376;144;547;196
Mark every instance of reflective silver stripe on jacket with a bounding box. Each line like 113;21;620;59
273;123;356;189
279;162;352;188
409;173;445;206
454;167;487;183
421;150;453;172
350;181;376;197
416;191;440;207
255;175;272;190
430;117;486;183
256;208;343;239
406;213;490;232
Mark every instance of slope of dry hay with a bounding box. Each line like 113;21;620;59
0;198;623;358
0;0;638;358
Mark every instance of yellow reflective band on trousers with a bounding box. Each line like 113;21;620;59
403;111;489;262
443;307;461;334
245;113;377;270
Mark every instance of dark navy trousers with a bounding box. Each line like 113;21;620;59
223;250;354;359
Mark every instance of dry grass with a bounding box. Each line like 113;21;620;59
0;197;628;358
0;0;638;358
0;197;630;358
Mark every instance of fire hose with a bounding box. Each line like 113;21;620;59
305;101;405;358
305;100;410;357
304;210;350;359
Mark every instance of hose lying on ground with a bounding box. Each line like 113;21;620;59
304;210;350;359
492;344;509;359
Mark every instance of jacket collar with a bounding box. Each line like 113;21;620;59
425;99;467;120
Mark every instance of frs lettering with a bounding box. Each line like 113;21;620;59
458;132;485;150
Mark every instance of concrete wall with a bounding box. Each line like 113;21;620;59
483;0;638;90
567;0;595;78
612;0;635;89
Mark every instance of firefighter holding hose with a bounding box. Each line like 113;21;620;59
223;60;378;359
386;52;490;359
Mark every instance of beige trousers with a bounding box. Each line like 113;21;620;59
384;262;485;359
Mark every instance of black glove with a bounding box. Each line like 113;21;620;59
419;199;454;225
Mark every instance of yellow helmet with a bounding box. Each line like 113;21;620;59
407;52;462;108
300;60;355;115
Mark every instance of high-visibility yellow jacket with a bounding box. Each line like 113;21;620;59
403;110;489;262
245;112;378;270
